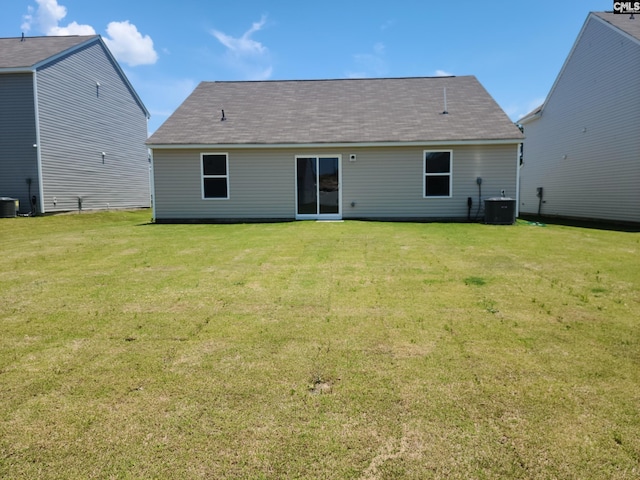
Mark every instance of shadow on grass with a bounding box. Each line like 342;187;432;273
519;214;640;233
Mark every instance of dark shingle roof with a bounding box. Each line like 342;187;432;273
593;11;640;41
0;35;97;69
148;76;523;146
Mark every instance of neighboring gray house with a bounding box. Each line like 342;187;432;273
147;76;523;223
0;35;150;214
519;12;640;225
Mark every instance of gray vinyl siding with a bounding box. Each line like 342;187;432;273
342;145;517;220
520;16;640;224
35;41;150;212
153;149;294;220
0;73;39;213
152;144;518;221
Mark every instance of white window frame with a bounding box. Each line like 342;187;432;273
201;152;229;200
423;150;453;198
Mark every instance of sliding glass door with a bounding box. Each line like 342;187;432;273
296;156;341;219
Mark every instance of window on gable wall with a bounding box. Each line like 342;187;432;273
201;153;229;199
423;150;452;198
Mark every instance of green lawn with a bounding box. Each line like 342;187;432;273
0;210;638;479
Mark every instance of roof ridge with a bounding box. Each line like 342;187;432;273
204;75;472;85
0;34;98;40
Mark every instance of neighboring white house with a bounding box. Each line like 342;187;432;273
518;12;640;225
147;76;523;223
0;35;150;214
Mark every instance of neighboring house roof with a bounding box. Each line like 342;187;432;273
0;34;150;119
0;35;97;70
148;76;523;147
592;11;640;42
517;11;640;124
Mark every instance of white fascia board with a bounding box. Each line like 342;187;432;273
0;67;36;74
148;139;524;150
31;36;99;70
537;13;598;119
534;13;640;123
90;36;151;120
592;14;640;47
31;36;151;120
518;111;542;125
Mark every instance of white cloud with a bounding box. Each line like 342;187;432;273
435;69;454;77
347;43;388;78
103;21;158;67
21;6;34;32
49;21;96;36
212;16;268;56
21;0;157;67
22;0;93;35
507;96;546;122
211;16;273;80
250;66;273;81
381;19;396;31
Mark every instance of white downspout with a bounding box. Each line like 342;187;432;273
32;70;45;214
515;142;522;218
149;148;156;222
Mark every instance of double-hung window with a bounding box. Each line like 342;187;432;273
201;153;229;199
424;150;452;198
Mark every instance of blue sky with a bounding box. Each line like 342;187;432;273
1;0;612;134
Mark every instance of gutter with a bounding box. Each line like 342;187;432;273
518;110;542;126
147;138;525;150
0;67;36;74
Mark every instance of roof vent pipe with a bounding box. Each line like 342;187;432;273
221;109;226;121
21;32;25;42
442;87;448;115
